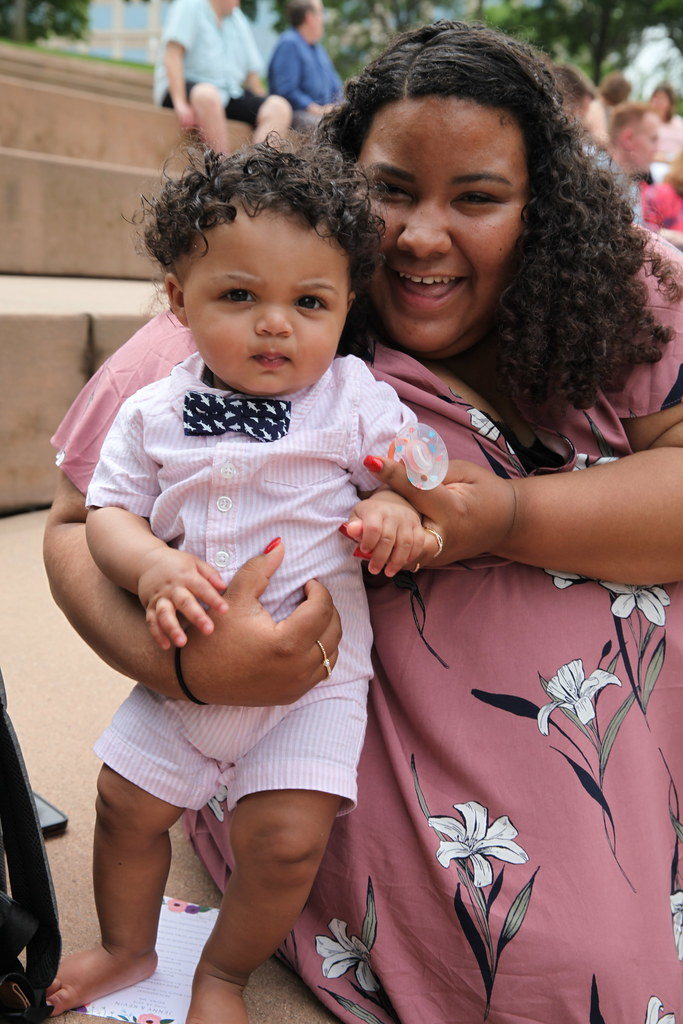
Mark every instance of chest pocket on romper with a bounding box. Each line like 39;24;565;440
262;428;348;490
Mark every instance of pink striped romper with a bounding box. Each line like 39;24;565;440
86;351;416;813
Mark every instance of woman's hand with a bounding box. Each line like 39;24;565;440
346;456;517;566
180;539;342;705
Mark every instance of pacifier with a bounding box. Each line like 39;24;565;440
388;423;448;490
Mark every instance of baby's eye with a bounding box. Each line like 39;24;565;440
225;289;253;302
296;295;324;310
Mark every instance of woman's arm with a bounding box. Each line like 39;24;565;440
44;473;342;704
362;403;683;584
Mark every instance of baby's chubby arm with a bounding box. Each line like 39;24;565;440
86;506;228;649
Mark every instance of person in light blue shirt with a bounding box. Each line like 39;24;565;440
155;0;291;153
268;0;342;132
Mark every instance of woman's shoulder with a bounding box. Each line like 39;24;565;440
607;242;683;417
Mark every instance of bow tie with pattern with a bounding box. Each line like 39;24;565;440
183;390;292;442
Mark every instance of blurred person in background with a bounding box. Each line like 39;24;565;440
609;101;660;223
650;82;683;164
154;0;291;153
644;151;683;250
268;0;342;132
554;63;601;142
585;69;632;144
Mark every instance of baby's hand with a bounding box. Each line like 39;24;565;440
346;490;429;577
138;548;228;649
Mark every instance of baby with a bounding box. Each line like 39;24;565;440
47;140;440;1023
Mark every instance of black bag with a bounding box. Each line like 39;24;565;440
0;669;60;1022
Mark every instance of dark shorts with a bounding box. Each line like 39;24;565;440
161;84;265;126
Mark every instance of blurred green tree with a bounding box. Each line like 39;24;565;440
1;0;89;41
485;0;683;84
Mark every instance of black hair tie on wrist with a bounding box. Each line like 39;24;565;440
174;646;207;705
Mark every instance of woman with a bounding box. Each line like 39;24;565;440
45;20;682;1024
650;82;683;164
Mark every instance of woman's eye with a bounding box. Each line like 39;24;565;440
226;289;253;302
374;181;409;200
296;295;323;310
458;192;496;205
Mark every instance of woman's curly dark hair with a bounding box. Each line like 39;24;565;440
140;137;382;299
320;20;682;410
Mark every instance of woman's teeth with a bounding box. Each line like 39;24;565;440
399;273;455;284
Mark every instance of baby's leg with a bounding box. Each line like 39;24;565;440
47;765;183;1015
188;788;340;1024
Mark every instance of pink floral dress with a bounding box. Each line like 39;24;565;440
185;276;683;1023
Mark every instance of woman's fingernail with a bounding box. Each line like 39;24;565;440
264;537;282;553
363;456;383;472
338;523;350;537
353;547;371;558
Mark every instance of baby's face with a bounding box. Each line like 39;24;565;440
165;210;354;397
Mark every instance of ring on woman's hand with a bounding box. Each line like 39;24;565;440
423;526;444;558
316;639;333;678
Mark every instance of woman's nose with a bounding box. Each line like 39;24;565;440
255;308;293;337
396;207;452;258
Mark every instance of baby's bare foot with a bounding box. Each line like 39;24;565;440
46;946;157;1016
185;966;249;1024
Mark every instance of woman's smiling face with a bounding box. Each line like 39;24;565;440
358;95;530;362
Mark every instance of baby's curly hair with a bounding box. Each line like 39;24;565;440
140;138;382;298
321;20;682;410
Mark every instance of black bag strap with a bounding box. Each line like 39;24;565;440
0;668;60;1022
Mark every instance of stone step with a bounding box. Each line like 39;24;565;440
1;75;253;168
0;275;159;514
0;39;154;102
0;146;162;279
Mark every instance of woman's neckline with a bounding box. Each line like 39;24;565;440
410;351;538;447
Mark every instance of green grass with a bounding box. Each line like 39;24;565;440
0;35;153;71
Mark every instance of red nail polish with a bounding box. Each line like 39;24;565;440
338;524;350;537
353;547;371;558
363;456;383;473
263;537;281;553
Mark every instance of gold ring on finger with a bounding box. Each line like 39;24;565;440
316;639;333;678
423;526;444;557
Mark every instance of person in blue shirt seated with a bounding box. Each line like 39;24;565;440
155;0;292;154
268;0;342;132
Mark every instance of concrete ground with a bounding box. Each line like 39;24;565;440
0;509;336;1023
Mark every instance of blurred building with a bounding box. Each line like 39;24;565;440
47;0;278;65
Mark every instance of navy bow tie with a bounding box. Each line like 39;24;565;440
183;390;292;442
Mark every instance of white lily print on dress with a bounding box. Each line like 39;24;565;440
315;918;379;992
645;995;676;1024
315;878;400;1024
573;453;618;470
545;568;588;588
671;891;683;960
599;581;671;627
537;659;621;735
468;408;500;440
206;784;229;822
428;800;529;886
414;764;538;1020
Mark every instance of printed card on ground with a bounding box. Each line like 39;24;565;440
78;896;218;1023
